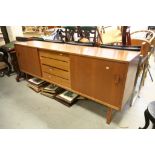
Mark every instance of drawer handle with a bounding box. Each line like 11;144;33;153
48;75;51;78
49;68;53;71
59;53;63;56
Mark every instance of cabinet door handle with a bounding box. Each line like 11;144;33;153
114;75;124;85
114;75;120;85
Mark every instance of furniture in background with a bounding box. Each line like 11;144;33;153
0;45;12;76
0;42;15;74
100;26;131;45
0;26;10;44
64;26;77;42
15;41;140;124
130;30;155;97
148;26;155;62
139;101;155;129
148;26;155;30
10;50;24;82
0;41;23;81
77;26;103;45
121;26;131;46
0;51;8;77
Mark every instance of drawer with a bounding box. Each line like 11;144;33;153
43;72;70;88
39;50;69;62
42;65;70;80
40;57;69;71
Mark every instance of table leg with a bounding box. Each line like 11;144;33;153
106;108;113;124
139;109;150;129
16;72;26;82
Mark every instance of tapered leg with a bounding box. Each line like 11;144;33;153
16;72;26;82
138;63;147;95
16;74;20;82
139;110;150;129
106;108;113;124
147;68;153;82
130;58;141;107
130;91;135;107
153;124;155;129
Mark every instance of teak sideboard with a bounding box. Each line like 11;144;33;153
15;41;140;124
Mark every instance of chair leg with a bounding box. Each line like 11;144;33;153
139;110;150;129
130;92;134;107
147;68;153;82
130;58;141;106
0;71;5;77
138;63;147;96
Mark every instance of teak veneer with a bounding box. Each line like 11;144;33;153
15;41;140;124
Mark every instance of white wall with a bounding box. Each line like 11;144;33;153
130;26;148;33
130;26;148;39
6;26;23;41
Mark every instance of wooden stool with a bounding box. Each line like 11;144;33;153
139;101;155;129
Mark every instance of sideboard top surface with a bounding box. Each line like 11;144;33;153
15;41;140;63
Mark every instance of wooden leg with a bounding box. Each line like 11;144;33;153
130;91;135;107
130;58;141;107
16;72;26;82
142;66;148;86
138;63;147;96
16;74;20;82
147;68;153;82
106;108;113;124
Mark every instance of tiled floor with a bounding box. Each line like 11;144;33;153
0;55;155;129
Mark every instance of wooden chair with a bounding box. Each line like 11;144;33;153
77;26;103;45
130;30;155;104
147;27;155;61
121;26;131;46
100;26;127;45
64;26;77;42
0;51;8;77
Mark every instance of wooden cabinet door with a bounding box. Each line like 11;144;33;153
70;55;128;109
15;45;41;77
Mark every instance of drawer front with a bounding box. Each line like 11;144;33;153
40;57;69;71
42;72;70;88
42;65;70;80
39;50;69;62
